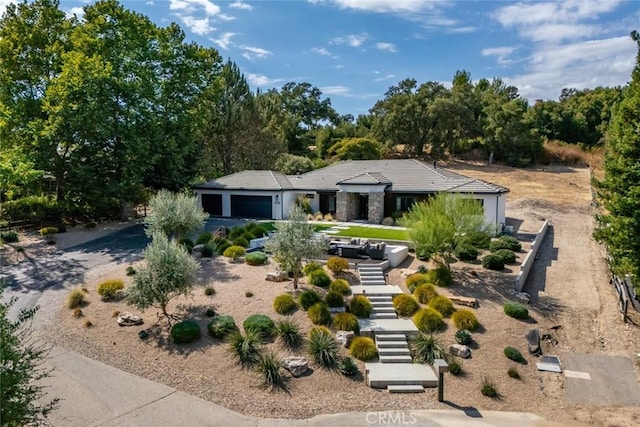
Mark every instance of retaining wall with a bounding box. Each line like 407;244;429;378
514;220;550;292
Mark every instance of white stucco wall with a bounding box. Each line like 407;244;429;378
470;193;507;235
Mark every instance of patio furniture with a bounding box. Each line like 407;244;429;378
338;245;361;259
368;243;386;260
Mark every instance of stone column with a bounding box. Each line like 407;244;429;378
336;192;348;222
347;193;359;221
368;192;385;224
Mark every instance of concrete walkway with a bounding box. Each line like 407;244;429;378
41;345;557;427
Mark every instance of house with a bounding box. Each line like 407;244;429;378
193;159;509;231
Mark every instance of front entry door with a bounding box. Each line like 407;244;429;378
358;195;368;220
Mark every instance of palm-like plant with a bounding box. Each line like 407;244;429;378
409;332;445;364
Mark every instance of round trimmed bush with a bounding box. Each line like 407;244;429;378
326;256;349;274
178;237;194;251
482;254;505;270
171;320;201;344
308;270;331;287
207;315;237;339
223;245;245;260
490;236;521;252
298;289;322;310
405;273;431;293
0;231;19;243
332;312;359;332
39;226;58;237
243;314;276;340
504;346;525;363
228;227;244;239
413;284;438;304
455;329;473;345
251;225;268;237
232;237;249;248
66;288;85;309
464;231;491;249
97;279;124;301
308;302;331;325
428;295;455;317
455;245;479;262
245;251;268;266
493;249;516;264
241;231;256;242
392;294;420;317
413;308;445;333
273;294;297;315
349;295;372;318
303;262;323;275
452;309;480;331
329;279;351;296
349;337;378;361
425;266;453;287
325;291;345;308
215;239;232;255
196;231;213;245
503;302;529;319
201;243;215;257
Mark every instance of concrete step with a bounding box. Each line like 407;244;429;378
380;355;413;363
370;301;393;307
378;347;411;357
376;339;407;348
371;307;395;314
351;285;403;296
387;385;425;393
366;362;438;388
370;313;397;320
359;276;386;281
358;266;383;270
375;334;407;341
360;280;387;286
368;296;393;302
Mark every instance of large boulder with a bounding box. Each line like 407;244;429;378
265;271;288;282
117;312;143;326
335;330;356;348
449;344;471;358
283;356;309;377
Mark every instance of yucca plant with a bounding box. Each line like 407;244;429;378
256;350;289;391
338;357;360;377
307;326;339;368
274;319;303;350
409;333;445;364
226;330;262;367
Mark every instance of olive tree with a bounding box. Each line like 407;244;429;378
400;193;490;270
126;233;200;326
144;189;208;241
264;205;326;290
0;286;58;425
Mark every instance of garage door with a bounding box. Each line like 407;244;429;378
201;194;222;216
230;195;272;219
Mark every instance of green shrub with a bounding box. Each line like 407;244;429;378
201;242;217;257
205;307;216;317
226;330;262;366
331;312;359;332
204;286;216;296
274;319;303;350
482;254;505;270
481;377;498;398
171;320;202;344
308;302;331;326
0;231;19;243
325;291;345;308
405;273;431;293
504;346;525;363
229;227;245;240
126;266;136;276
454;329;473;345
349;337;378;361
493;249;516;264
448;358;463;376
256;351;289;391
329;279;351;295
39;226;59;237
196;231;213;245
326;256;349;274
409;333;445;364
251;225;268;237
298;289;322;310
67;288;86;309
503;302;529;319
392;294;420;317
413;284;438;304
179;237;194;251
273;294;297;315
216;240;232;255
427;295;455;317
243;314;276;341
207;315;237;339
455;245;478;261
338;357;360;376
452;309;480;331
308;270;331;287
223;245;246;260
232;237;249;248
490;236;521;252
412;308;445;333
307;326;339;368
3;195;59;224
303;262;323;275
425;266;453;287
349;295;372;318
241;231;256;242
508;366;521;379
97;279;124;301
245;251;268;266
462;231;491;249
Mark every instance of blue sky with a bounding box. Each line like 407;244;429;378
4;0;640;115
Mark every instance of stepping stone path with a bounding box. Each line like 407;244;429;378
354;265;437;393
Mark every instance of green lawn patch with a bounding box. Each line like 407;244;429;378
260;222;332;233
334;226;409;241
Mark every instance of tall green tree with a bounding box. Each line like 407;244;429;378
594;31;640;286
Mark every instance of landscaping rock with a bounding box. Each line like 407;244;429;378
450;296;477;308
265;271;288;282
117;312;144;326
192;244;204;252
335;330;356;348
449;344;471;358
400;269;417;279
283;356;309;377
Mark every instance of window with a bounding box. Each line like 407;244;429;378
328;195;336;212
395;196;415;212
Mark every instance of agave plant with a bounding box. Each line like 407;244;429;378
409;332;445;364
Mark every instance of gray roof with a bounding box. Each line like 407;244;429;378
194;170;293;191
195;160;508;194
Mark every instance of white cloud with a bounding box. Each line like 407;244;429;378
230;1;252;11
328;0;444;14
0;0;16;13
311;47;335;57
246;73;284;87
218;13;235;21
65;6;84;19
521;23;601;43
240;45;273;61
331;33;368;47
170;0;220;16
374;73;396;82
180;16;215;35
375;42;397;53
321;85;351;95
212;32;236;50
